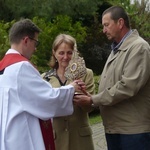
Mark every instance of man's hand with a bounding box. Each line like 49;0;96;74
73;94;93;107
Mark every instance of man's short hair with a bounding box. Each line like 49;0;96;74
9;18;41;44
102;6;130;28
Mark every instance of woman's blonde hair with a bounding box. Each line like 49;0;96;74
49;34;76;69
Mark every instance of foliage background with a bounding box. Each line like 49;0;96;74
0;0;149;74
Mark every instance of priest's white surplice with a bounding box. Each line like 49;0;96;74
0;49;74;150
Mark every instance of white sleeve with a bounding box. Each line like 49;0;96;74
18;62;74;119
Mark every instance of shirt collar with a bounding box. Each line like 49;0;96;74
6;49;20;55
111;29;132;52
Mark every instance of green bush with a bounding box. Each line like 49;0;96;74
0;20;15;59
94;75;100;94
32;16;87;72
0;16;87;73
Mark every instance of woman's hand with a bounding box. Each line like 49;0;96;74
69;80;86;93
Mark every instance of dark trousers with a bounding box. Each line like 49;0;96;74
105;133;150;150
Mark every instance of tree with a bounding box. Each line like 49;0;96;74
0;16;86;73
0;0;149;74
0;20;15;59
107;0;150;42
129;0;150;42
0;0;103;21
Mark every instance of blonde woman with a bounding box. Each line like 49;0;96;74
42;34;95;150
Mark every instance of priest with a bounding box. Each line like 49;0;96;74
0;18;85;150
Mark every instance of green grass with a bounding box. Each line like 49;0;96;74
89;113;102;125
88;75;102;125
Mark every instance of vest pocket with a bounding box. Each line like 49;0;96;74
78;126;93;136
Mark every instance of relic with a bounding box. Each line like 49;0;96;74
65;49;88;95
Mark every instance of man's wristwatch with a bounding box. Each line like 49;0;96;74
90;97;95;107
91;102;95;108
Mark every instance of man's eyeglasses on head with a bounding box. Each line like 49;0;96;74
29;37;40;47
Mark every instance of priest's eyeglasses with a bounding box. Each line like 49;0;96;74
29;37;40;47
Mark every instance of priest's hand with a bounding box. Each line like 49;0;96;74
69;80;86;93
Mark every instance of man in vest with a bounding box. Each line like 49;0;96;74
0;18;85;150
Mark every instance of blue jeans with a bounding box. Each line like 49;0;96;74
105;133;150;150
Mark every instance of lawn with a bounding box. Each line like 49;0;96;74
89;110;102;125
